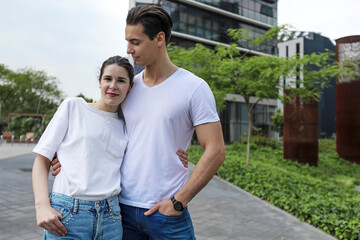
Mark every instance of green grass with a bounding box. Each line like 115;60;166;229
188;139;360;240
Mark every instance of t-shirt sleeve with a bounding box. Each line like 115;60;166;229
32;98;70;161
190;82;220;126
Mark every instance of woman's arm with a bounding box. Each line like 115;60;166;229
32;154;67;236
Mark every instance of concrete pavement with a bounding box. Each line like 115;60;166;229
0;143;337;240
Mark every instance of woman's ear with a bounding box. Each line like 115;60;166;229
98;79;101;88
127;82;134;93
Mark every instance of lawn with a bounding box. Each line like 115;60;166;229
188;139;360;240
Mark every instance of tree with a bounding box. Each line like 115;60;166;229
271;109;283;137
76;93;94;103
0;64;63;122
168;26;357;167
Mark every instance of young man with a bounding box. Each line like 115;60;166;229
120;4;225;239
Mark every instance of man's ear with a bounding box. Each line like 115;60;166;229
156;32;166;47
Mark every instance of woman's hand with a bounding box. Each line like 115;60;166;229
177;149;189;168
35;204;67;236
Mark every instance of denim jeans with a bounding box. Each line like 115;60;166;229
120;203;196;240
44;193;123;240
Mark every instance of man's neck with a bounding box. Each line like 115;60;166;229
143;56;179;87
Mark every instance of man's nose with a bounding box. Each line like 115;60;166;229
127;43;133;54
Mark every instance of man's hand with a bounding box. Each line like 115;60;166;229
51;153;61;177
177;149;188;168
35;204;67;236
144;199;182;216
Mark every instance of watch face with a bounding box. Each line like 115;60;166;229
174;202;183;211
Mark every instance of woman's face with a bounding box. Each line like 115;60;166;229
98;64;131;112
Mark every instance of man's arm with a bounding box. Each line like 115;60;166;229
51;150;189;176
145;121;225;215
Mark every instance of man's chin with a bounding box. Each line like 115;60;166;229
135;61;145;66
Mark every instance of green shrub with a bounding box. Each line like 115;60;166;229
188;139;360;240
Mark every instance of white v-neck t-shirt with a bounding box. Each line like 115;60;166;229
120;68;219;208
33;97;128;200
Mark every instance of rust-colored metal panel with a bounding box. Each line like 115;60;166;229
283;91;319;166
336;36;360;164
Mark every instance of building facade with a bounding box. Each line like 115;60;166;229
278;32;336;138
129;0;279;142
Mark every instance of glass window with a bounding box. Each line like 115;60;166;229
189;26;196;35
205;19;211;29
188;14;196;25
180;12;187;22
243;8;249;18
248;0;255;11
197;16;203;26
197;27;204;38
248;9;255;19
260;4;274;17
243;0;249;9
179;22;187;32
255;2;261;12
205;30;212;39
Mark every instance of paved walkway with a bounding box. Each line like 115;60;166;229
0;143;337;240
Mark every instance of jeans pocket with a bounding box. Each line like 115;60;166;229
51;203;73;223
156;211;184;219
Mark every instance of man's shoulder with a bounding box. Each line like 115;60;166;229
176;68;206;85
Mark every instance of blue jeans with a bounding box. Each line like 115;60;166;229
120;203;196;240
44;193;123;240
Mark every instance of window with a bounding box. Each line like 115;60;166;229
260;4;273;17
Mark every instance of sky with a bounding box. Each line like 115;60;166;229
1;0;359;100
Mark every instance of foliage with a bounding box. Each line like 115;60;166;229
76;93;94;103
5;115;52;139
168;43;228;109
188;139;360;240
271;108;283;136
0;64;63;122
169;26;358;168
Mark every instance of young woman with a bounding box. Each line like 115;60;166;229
32;56;187;239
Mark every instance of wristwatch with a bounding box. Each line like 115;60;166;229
171;196;185;211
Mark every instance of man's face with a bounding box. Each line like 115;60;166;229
125;24;158;66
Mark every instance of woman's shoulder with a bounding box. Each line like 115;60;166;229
61;97;85;105
56;97;86;111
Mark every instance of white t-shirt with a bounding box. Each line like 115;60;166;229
120;68;219;208
33;97;127;200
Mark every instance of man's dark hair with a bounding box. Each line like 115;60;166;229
126;5;173;45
